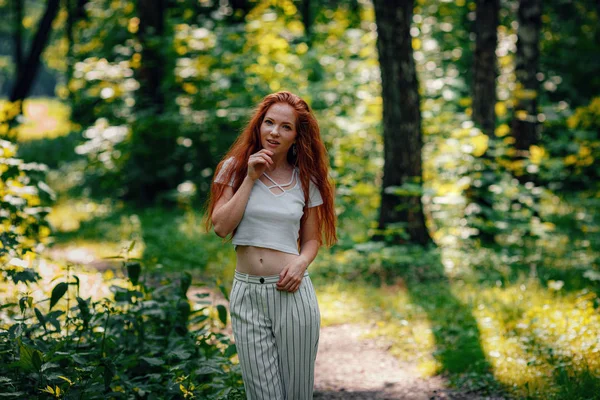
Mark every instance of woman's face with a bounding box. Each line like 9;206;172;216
260;102;297;159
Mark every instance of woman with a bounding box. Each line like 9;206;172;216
205;91;336;399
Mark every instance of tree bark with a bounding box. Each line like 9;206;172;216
373;0;431;245
136;0;166;113
13;0;23;72
302;0;312;41
472;0;499;137
230;0;250;22
9;0;61;103
512;0;542;151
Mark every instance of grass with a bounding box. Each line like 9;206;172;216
44;193;600;398
42;184;600;399
46;196;237;284
311;250;600;399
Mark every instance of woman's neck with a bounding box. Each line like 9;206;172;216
269;155;293;174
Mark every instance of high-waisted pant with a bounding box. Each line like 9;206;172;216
229;270;321;400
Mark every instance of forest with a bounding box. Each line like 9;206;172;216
1;0;599;398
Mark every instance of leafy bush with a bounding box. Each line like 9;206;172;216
0;255;244;399
0;139;54;284
314;241;444;285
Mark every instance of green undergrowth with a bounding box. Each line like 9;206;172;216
46;197;237;285
311;244;600;400
0;255;244;399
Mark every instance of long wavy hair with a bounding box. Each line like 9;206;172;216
204;91;337;247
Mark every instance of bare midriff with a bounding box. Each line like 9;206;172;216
235;245;300;275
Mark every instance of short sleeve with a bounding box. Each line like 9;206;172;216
308;179;323;208
214;157;236;186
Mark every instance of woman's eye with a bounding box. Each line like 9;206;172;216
265;120;273;125
284;126;291;130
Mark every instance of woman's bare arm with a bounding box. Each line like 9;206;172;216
212;176;255;237
212;149;274;237
298;206;320;267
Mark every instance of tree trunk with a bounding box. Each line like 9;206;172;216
373;0;431;246
472;0;499;137
65;0;89;100
9;0;61;103
512;0;542;151
230;0;250;22
136;0;166;113
466;0;500;245
13;0;23;72
302;0;312;41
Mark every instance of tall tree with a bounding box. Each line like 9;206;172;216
136;0;166;113
466;0;500;245
301;0;312;41
472;0;499;137
230;0;250;22
512;0;542;151
372;0;431;245
122;0;170;204
13;0;23;73
9;0;60;103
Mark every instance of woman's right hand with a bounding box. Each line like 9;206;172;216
247;149;274;181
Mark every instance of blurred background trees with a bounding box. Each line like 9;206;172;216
1;0;600;398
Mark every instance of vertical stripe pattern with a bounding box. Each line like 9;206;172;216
229;271;321;400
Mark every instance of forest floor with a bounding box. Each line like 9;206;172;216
49;248;507;400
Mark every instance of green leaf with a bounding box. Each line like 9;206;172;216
101;359;116;391
0;377;12;384
18;296;32;314
49;282;68;310
224;344;237;358
72;275;80;297
34;308;46;330
216;304;228;325
32;351;43;372
58;376;73;385
180;272;192;296
218;283;229;302
126;262;141;286
170;349;191;360
194;365;225;375
140;357;165;366
76;297;91;327
128;240;136;253
17;339;44;372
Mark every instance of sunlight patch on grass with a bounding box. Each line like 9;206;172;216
0;98;74;141
47;198;114;233
459;279;600;398
315;274;600;398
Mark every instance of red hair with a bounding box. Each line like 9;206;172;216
204;91;337;247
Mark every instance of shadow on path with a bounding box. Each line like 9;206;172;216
395;252;508;397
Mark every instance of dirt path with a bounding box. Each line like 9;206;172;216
48;248;502;399
314;324;465;400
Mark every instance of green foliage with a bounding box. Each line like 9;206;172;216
0;138;54;284
0;257;244;399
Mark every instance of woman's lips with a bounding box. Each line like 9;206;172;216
266;140;279;147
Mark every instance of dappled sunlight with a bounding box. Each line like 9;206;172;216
0;99;73;141
316;270;600;398
458;281;599;397
316;278;440;376
46;197;114;233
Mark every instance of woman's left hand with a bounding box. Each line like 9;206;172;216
277;258;309;293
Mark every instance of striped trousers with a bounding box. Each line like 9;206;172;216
230;270;321;400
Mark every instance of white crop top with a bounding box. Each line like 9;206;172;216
214;157;323;255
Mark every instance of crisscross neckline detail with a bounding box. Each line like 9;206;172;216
259;168;298;196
